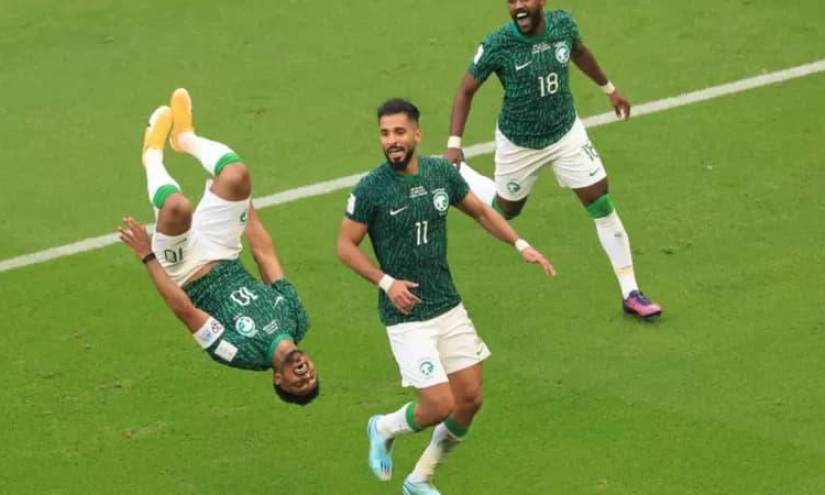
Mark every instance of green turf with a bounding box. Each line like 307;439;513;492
2;1;825;493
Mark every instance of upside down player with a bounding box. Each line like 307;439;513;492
118;89;318;405
445;0;662;319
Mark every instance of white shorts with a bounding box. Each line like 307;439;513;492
385;303;491;389
152;181;251;286
494;117;607;201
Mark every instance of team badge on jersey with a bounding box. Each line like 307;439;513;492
432;190;449;213
554;42;571;65
235;316;257;338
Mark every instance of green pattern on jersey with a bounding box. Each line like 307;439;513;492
469;10;582;149
184;260;310;371
345;156;470;326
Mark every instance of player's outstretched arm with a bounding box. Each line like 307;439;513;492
118;217;211;332
571;43;631;120
336;218;421;314
244;206;285;284
445;74;483;165
455;193;557;277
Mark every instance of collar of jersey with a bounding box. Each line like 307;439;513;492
385;162;420;180
267;333;295;367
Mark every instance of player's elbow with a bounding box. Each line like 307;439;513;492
336;237;353;264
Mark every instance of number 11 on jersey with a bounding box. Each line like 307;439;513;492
415;221;429;246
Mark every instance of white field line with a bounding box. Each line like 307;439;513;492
2;58;824;274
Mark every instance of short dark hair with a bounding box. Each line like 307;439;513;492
377;98;420;123
273;378;320;406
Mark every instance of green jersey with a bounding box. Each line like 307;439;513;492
468;10;582;149
184;260;310;371
345;156;470;326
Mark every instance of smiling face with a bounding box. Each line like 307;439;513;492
507;0;546;35
273;349;317;396
379;112;422;172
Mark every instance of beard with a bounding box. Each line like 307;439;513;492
512;8;542;34
384;146;415;171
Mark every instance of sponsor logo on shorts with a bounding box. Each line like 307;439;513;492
240;210;248;223
235;316;257;338
506;181;521;194
432;190;449;213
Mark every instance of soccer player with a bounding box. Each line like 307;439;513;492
337;99;554;494
445;0;662;319
118;88;319;405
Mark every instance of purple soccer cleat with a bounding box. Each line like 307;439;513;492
623;290;662;319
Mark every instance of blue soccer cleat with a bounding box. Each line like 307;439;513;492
367;415;394;481
402;476;442;495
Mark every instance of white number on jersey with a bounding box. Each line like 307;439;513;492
415;221;429;246
538;72;560;97
230;287;259;307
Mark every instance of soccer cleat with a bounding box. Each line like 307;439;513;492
402;477;442;495
623;290;662;319
169;87;194;152
142;105;172;155
367;415;394;481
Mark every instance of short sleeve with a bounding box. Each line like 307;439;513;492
467;38;499;83
344;180;375;224
556;10;582;47
445;163;470;205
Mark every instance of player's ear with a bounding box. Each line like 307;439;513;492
273;370;283;386
414;127;423;145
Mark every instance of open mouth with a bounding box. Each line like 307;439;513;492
387;146;406;162
294;361;308;375
515;11;531;30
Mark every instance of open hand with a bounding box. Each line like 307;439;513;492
521;247;556;277
117;217;152;260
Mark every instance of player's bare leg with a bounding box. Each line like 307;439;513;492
142;105;192;235
574;178;662;319
405;365;483;495
169;87;250;202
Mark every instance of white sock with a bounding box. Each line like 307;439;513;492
594;211;638;298
177;132;235;176
376;403;417;440
458;162;497;206
143;149;180;210
408;423;462;483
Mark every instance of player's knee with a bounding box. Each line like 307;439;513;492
419;394;455;426
163;193;193;220
493;197;523;220
456;387;483;415
218;163;251;198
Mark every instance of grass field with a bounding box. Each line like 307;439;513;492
2;1;825;493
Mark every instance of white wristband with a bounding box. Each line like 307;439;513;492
600;81;616;95
447;136;462;149
378;274;396;293
515;239;531;253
